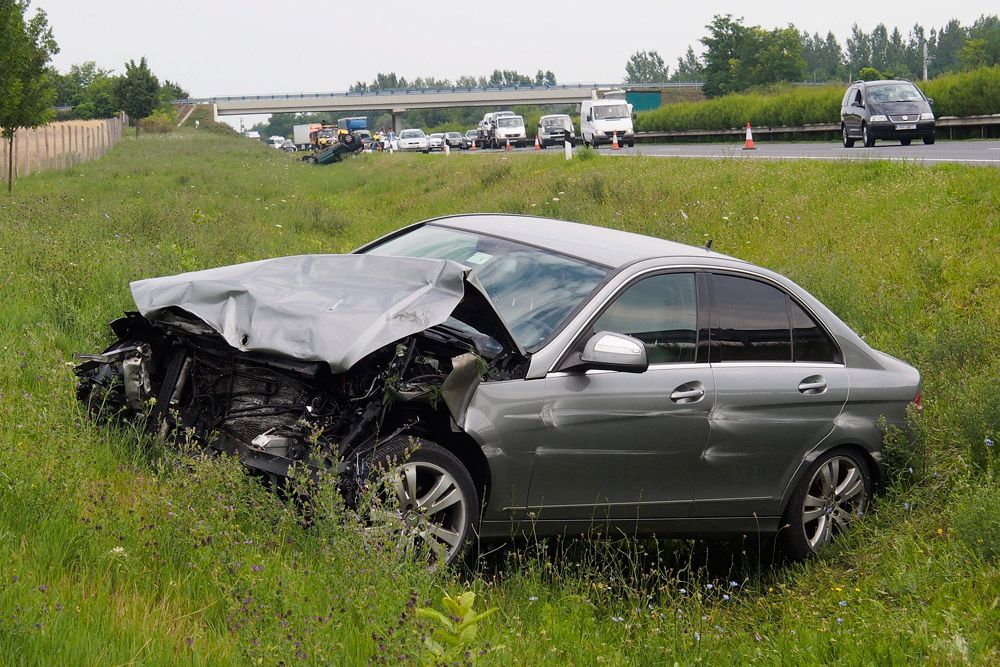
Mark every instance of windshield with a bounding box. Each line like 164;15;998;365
542;116;570;128
867;83;923;103
466;131;477;137
593;104;629;120
364;225;609;350
446;132;461;138
497;116;523;128
400;130;424;138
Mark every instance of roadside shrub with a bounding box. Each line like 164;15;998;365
636;66;1000;132
949;472;1000;562
141;109;175;134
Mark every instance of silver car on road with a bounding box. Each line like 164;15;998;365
76;215;920;565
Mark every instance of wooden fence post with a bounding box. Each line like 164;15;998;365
1;136;7;184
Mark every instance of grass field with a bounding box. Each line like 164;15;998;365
1;130;998;665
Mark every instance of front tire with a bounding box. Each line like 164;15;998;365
862;123;875;147
779;448;872;560
923;133;935;145
900;138;912;146
364;436;478;567
842;124;855;148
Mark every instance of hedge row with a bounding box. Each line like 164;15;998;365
635;66;1000;132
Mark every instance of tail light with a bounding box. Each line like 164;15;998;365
911;390;923;414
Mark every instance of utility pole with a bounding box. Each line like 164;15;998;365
922;41;930;81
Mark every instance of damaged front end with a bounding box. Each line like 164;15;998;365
75;255;526;489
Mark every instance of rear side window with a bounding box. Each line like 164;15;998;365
790;300;842;363
710;275;790;362
709;274;842;364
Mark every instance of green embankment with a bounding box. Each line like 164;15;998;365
636;65;1000;132
1;130;997;665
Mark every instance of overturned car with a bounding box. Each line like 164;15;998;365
77;214;920;565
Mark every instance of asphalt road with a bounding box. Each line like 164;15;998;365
601;139;1000;166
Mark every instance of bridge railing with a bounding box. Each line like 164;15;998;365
177;82;705;104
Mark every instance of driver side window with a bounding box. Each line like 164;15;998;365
592;273;698;364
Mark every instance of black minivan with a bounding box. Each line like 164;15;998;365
840;80;936;147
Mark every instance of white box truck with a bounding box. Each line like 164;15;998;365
580;99;635;148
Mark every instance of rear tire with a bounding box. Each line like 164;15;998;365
778;448;872;560
363;436;478;567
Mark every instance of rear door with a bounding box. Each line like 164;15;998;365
691;273;848;518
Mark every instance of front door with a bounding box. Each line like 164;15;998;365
526;272;712;522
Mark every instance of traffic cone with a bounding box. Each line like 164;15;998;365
611;131;620;150
470;138;476;151
444;141;450;155
534;135;541;150
505;138;511;152
743;122;756;150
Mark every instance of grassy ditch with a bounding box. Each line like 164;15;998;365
1;130;998;664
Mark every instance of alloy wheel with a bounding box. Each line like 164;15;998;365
390;460;468;563
801;455;867;551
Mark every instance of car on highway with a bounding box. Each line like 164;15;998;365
428;133;445;151
537;114;576;148
397;129;430;153
840;79;935;147
581;99;635;148
76;215;920;566
279;140;297;153
465;130;479;148
444;132;466;149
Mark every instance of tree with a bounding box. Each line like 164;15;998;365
0;0;59;192
159;79;189;103
114;57;159;137
624;50;669;83
699;15;805;96
671;46;704;82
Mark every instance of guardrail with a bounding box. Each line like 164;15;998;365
636;114;1000;142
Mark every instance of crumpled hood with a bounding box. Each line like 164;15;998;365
130;254;522;372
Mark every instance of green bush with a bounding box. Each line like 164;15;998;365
636;66;1000;132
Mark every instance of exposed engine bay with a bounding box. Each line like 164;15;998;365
74;254;528;490
76;309;524;482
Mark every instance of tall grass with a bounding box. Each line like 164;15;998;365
0;130;997;664
636;65;1000;132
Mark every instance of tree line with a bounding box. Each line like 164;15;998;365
348;69;557;92
626;14;1000;96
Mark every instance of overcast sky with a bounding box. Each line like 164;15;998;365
33;0;996;127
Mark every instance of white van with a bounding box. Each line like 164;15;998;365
493;115;526;148
580;99;634;148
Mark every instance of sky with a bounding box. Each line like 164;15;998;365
32;0;997;128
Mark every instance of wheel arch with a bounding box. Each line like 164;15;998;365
778;441;883;516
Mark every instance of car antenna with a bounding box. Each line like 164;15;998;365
704;239;713;251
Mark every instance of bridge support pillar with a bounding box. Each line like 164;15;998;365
391;109;406;134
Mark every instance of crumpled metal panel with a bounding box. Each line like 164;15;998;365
130;254;493;372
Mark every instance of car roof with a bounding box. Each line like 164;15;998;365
425;214;737;269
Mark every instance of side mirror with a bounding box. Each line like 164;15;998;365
926;97;934;106
578;332;648;373
586;113;592;122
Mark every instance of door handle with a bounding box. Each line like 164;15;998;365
670;384;705;403
798;376;827;395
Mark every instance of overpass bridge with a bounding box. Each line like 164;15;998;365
181;82;702;131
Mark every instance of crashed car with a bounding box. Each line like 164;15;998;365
76;214;921;565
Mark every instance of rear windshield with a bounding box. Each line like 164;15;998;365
364;225;609;350
593;104;629;120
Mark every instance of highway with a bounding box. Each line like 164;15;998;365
462;140;1000;166
595;140;1000;166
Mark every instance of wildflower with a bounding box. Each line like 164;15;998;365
937;528;944;536
693;631;700;642
611;615;624;623
528;596;538;602
251;564;264;572
836;617;843;624
109;546;127;557
679;588;687;595
275;224;283;228
754;633;762;642
706;583;714;591
552;197;560;202
722;594;730;601
839;600;847;607
715;625;724;633
908;467;914;474
986;438;994;448
903;502;910;510
730;581;739;588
